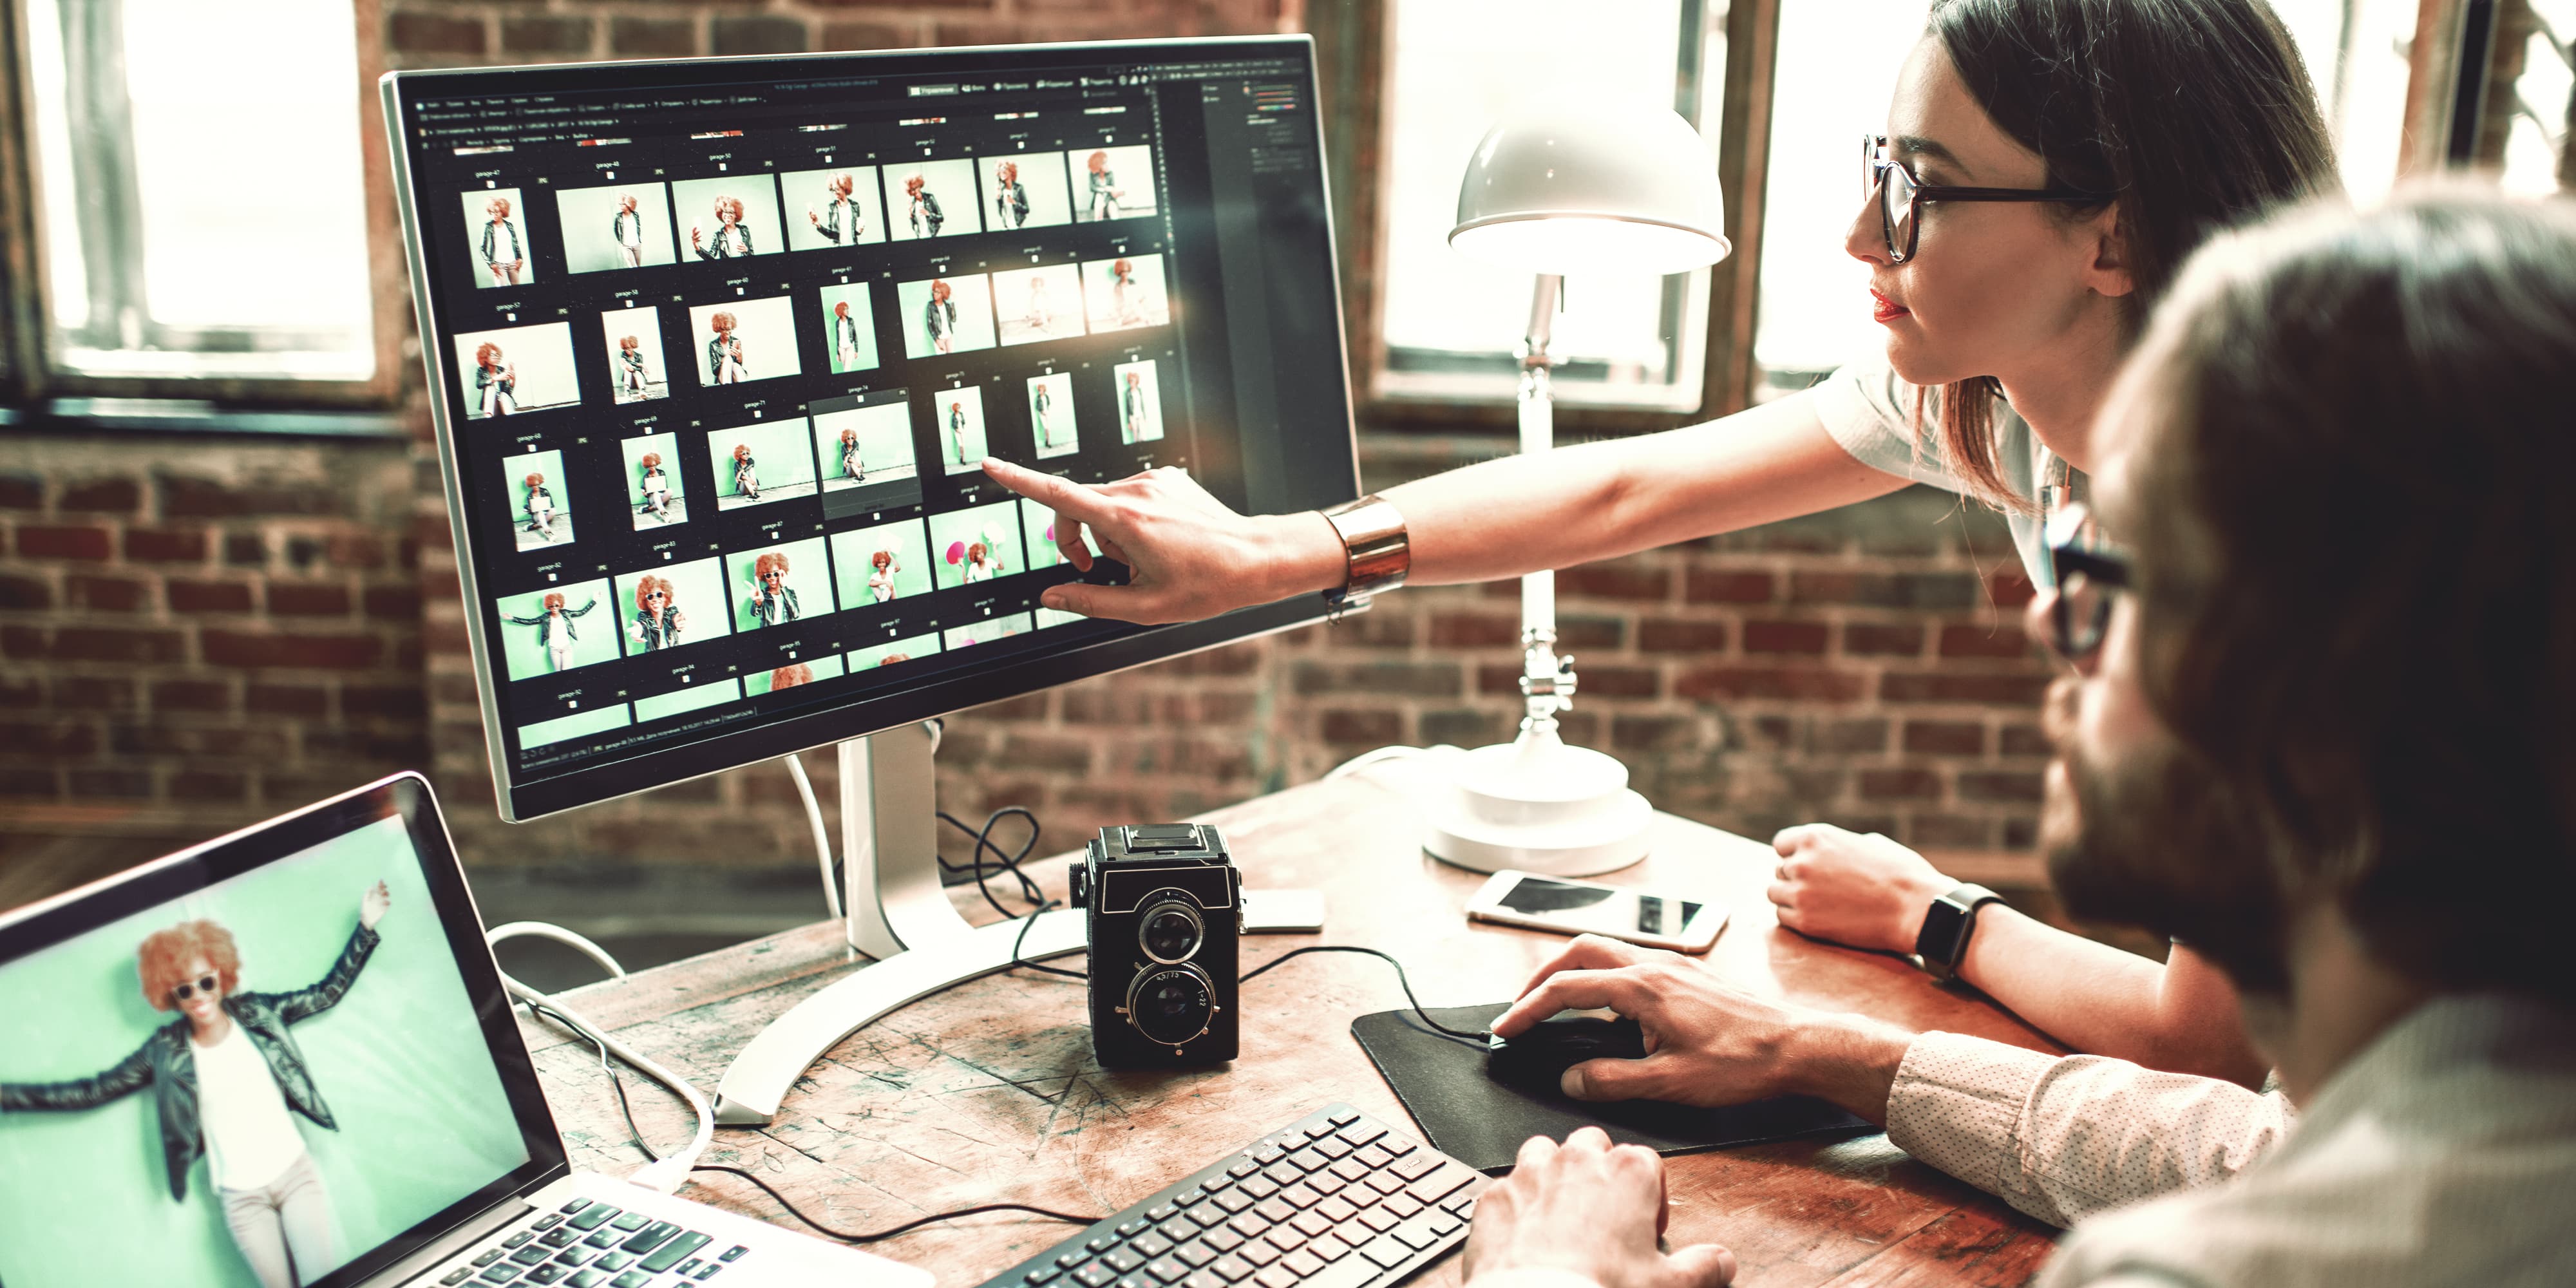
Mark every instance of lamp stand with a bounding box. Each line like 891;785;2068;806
1422;274;1654;876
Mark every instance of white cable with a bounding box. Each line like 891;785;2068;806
783;753;842;922
485;923;712;1193
1325;744;1431;781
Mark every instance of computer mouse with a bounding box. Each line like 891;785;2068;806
1483;1014;1648;1097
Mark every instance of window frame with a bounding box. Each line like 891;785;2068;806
0;0;408;413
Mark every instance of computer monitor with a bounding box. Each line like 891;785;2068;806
381;36;1356;824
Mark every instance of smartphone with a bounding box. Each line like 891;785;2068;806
1463;869;1727;954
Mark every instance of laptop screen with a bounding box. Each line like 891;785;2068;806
0;776;564;1288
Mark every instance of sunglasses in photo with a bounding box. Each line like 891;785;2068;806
1861;134;2103;265
171;973;220;1003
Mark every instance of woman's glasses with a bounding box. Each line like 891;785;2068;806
1860;135;2102;264
171;973;218;1002
2036;502;2131;663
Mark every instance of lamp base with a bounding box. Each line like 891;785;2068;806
1422;726;1652;876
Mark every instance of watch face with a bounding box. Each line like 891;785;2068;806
1917;898;1969;967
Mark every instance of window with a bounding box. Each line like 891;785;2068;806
1365;0;1725;413
16;0;381;391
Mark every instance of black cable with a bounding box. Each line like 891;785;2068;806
938;807;1046;914
1239;945;1492;1047
524;1000;664;1162
690;1164;1099;1244
1010;895;1090;980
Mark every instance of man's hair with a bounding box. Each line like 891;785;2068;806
1923;0;2340;511
2120;189;2576;1002
138;920;240;1012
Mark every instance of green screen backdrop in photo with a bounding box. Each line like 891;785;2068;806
0;816;529;1288
726;536;836;632
811;402;915;484
815;282;882;375
493;578;618;681
849;632;942;670
744;653;846;695
618;433;685;513
705;418;819;501
612;556;734;658
928;499;1027;589
830;519;933;605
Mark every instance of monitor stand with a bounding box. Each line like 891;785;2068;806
712;721;1086;1125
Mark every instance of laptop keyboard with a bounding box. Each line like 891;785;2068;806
431;1197;750;1287
974;1103;1488;1288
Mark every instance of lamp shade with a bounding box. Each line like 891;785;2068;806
1448;104;1730;277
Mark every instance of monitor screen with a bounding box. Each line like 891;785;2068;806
383;37;1357;820
0;779;562;1288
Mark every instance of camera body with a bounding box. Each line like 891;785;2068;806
1072;823;1241;1066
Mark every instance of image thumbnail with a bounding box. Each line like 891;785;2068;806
705;417;819;511
1071;146;1158;222
987;155;1073;232
620;433;688;529
1084;254;1170;332
851;633;940;670
817;282;879;375
1019;494;1102;571
672;175;784;262
1027;371;1078;459
748;654;845;695
896;274;996;360
520;705;631;750
464;188;532;288
633;677;741;723
931;385;989;475
494;579;615;680
813;399;915;493
1036;606;1095;630
687;295;801;389
555;182;677;274
451;321;579;421
603;307;670;404
506;448;573;551
930;500;1027;591
944;614;1032;649
884;159;983;242
1115;358;1166;443
730;536;833;631
615;556;732;656
831;518;933;608
784;166;886;251
992;263;1084;346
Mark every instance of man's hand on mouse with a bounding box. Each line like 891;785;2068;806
1463;1126;1736;1288
1489;934;1913;1120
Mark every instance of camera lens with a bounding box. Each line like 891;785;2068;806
1126;963;1215;1046
1139;898;1204;963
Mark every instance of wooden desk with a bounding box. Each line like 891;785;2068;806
518;759;2065;1285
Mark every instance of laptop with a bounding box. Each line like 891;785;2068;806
0;772;931;1288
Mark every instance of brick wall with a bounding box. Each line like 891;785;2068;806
2;0;2057;913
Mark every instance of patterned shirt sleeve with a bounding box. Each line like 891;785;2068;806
1886;1031;2292;1229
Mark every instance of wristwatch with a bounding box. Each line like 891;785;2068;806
1318;494;1409;611
1913;884;2006;983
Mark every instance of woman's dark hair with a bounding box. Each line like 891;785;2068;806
2121;190;2576;1003
1924;0;2339;509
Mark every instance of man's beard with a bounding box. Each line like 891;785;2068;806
2038;678;2295;997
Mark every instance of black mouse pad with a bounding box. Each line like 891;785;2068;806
1350;1004;1875;1173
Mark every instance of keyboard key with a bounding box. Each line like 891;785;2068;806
1352;1146;1391;1170
1328;1109;1360;1126
1088;1235;1118;1254
526;1267;567;1285
567;1206;620;1231
1307;1170;1349;1197
620;1220;675;1252
1103;1247;1147;1274
1287;1149;1331;1173
1281;1250;1325;1278
1059;1251;1089;1268
506;1233;536;1249
639;1231;710;1273
1312;1136;1353;1160
1184;1274;1224;1288
1074;1264;1117;1288
1262;1226;1304;1254
1206;1225;1247;1251
473;1251;507;1268
1251;1146;1285;1167
1252;1267;1297;1288
1185;1202;1228;1229
1391;1217;1443;1251
1253;1198;1295;1224
1209;1255;1255;1283
610;1212;652;1232
1117;1220;1151;1239
1428;1212;1464;1237
1337;1122;1385;1148
1290;1211;1332;1238
1358;1235;1410;1269
583;1230;620;1249
1278;1182;1321;1209
535;1215;564;1231
719;1245;746;1264
1157;1220;1197;1244
692;1267;723;1282
1383;1195;1424;1220
513;1245;553;1265
594;1253;634;1272
1175;1188;1208;1208
1299;1257;1387;1288
1147;1204;1179;1223
1226;1212;1269;1240
611;1272;652;1288
1202;1173;1235;1193
1328;1158;1370;1183
1144;1257;1190;1283
553;1249;593;1267
1212;1188;1257;1214
541;1229;578;1248
1132;1233;1175;1259
1390;1153;1441;1182
1175;1240;1219;1268
675;1262;701;1278
1307;1234;1352;1262
1365;1173;1406;1196
1240;1176;1280;1201
559;1199;592;1216
568;1273;607;1288
1317;1197;1359;1224
1226;1161;1259;1179
442;1270;474;1285
1236;1240;1280;1268
1378;1134;1418;1158
1406;1163;1476;1206
1359;1208;1401;1234
479;1268;522;1284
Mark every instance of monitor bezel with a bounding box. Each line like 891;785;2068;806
0;772;572;1288
381;36;1359;823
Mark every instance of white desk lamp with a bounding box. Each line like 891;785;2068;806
1423;104;1732;876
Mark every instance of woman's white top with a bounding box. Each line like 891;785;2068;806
1810;352;2060;586
189;1021;308;1192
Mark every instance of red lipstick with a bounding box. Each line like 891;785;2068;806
1871;289;1909;323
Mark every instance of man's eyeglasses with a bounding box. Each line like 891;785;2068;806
171;973;218;1002
1861;135;2102;265
2038;502;2130;663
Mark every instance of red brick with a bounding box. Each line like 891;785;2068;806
50;676;135;710
1842;623;1924;656
501;15;590;54
1958;770;2044;803
1879;672;2052;706
1291;659;1460;699
1061;688;1155;724
53;627;187;663
1789;571;1978;610
15;525;112;560
1683;569;1774;604
613;16;701;57
1421;709;1505;746
1558;616;1625;649
1477;663;1656;699
59;478;140;513
168;579;256;614
818;20;913;52
1320;709;1401;744
996;734;1092;773
268;583;353;617
1903;721;1985;756
1428;612;1519;649
0;573;52;610
153;680;234;713
968;692;1050;722
69;769;153;799
67;575;147;612
0;473;38;509
0;768;57;797
1820;718;1889;753
1987;567;2037;609
342;685;425;720
1743;621;1828;655
1673;667;1868;703
1153;641;1263;677
124;527;208;562
171;771;249;802
1908;815;1994;848
0;720;97;756
202;632;383;670
711;15;808;55
1638;618;1728;653
2000;724;2050;757
1610;714;1696;752
248;684;330;718
0;625;41;658
1330;609;1415;649
388;10;486;55
1555;563;1672;603
1859;768;1942;800
364;585;415;621
1939;624;2034;659
327;533;386;569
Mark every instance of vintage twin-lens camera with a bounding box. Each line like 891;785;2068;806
1072;823;1240;1066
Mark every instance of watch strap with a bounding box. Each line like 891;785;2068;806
1320;494;1409;609
1915;884;2005;982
